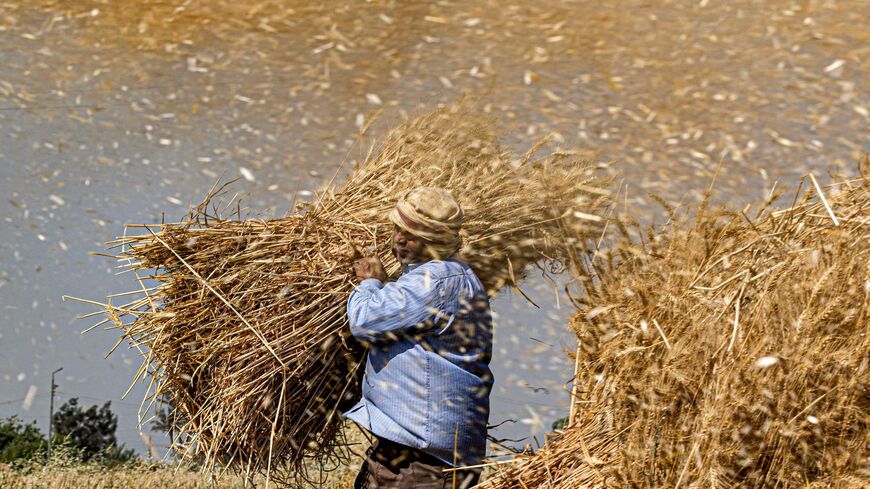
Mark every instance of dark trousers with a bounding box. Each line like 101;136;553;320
354;437;481;489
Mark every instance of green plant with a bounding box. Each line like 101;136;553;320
52;398;136;463
0;416;47;463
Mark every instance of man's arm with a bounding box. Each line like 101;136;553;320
347;270;444;343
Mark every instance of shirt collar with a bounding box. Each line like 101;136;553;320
402;262;425;274
402;257;466;275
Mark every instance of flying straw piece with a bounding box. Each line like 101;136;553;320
808;172;840;226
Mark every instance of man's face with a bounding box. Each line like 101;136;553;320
392;225;430;265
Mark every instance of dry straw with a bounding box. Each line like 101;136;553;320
75;103;610;483
482;169;869;488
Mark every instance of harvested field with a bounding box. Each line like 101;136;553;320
0;462;356;489
482;170;869;488
0;464;251;489
82;103;610;483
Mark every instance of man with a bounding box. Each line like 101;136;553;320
344;187;494;489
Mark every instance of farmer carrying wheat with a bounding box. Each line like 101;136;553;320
344;187;493;489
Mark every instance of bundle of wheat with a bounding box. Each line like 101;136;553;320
482;171;869;488
80;103;609;483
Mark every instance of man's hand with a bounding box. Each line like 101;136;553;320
353;254;386;282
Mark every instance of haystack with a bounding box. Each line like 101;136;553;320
83;103;610;482
482;172;869;488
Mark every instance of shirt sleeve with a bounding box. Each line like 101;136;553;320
347;269;444;343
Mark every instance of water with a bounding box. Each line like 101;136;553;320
1;0;867;459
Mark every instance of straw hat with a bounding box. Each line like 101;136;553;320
389;187;464;259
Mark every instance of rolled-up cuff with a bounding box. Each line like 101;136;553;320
356;278;384;293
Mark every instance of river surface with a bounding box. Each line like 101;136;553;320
1;0;867;459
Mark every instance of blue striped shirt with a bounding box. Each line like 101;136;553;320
343;259;494;466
